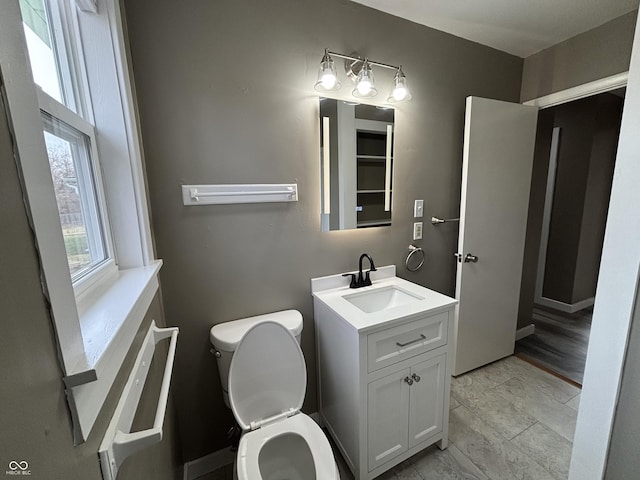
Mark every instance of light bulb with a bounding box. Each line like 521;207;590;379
352;59;377;98
392;85;407;101
357;80;372;96
314;50;341;92
387;66;412;103
321;72;337;90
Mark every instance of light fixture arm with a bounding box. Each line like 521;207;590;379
325;50;400;72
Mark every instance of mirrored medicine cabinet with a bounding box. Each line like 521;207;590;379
319;97;395;231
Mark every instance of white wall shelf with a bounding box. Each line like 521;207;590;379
182;184;298;205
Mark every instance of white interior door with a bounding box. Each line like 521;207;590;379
453;96;538;376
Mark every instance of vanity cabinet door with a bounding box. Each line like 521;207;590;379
367;368;410;471
408;354;446;449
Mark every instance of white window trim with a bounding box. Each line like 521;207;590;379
0;0;160;443
46;0;83;115
38;87;119;297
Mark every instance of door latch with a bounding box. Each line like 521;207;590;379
464;253;479;263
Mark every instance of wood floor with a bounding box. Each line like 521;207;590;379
200;355;580;480
515;305;592;385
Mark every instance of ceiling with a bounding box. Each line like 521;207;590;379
349;0;639;58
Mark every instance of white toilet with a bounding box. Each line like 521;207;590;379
210;311;340;480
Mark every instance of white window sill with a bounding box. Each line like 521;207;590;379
65;260;163;441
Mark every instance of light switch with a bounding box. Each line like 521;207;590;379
414;200;424;218
413;222;423;240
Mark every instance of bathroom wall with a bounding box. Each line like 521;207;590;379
521;10;637;102
0;81;181;479
122;0;523;461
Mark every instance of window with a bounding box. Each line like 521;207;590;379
42;113;110;280
20;0;115;292
0;0;160;442
20;0;64;102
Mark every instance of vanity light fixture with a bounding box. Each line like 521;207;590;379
314;49;412;103
388;67;412;103
314;49;342;92
352;59;377;98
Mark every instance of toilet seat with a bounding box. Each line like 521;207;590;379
237;413;339;480
228;321;339;480
228;320;306;431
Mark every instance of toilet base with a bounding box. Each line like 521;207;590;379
227;423;241;452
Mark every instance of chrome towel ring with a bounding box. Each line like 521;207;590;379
405;244;425;272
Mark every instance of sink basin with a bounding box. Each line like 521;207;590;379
343;285;424;313
312;266;458;332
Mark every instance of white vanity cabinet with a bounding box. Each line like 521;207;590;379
311;267;456;480
367;352;447;470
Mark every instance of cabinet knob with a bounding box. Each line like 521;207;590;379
404;376;414;386
411;373;421;382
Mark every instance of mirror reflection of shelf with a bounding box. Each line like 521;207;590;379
357;155;393;161
356;190;391;228
356;126;392;229
319;98;394;231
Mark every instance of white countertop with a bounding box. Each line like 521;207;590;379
311;265;457;333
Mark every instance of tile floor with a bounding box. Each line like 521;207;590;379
200;355;580;480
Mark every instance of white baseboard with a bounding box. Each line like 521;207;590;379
183;446;235;480
535;296;595;313
516;324;536;341
183;412;323;479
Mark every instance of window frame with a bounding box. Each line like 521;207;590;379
38;88;118;294
0;0;160;443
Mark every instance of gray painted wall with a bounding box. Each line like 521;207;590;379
122;0;523;461
543;95;621;304
521;10;637;102
573;95;622;301
517;93;621;327
542;99;598;303
0;84;180;478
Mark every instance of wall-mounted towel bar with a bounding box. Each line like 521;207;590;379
431;216;460;225
182;184;298;205
99;321;179;480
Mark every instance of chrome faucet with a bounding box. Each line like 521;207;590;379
343;253;377;289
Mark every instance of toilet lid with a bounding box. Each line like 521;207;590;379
228;321;306;431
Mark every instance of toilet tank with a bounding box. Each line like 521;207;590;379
210;310;303;407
